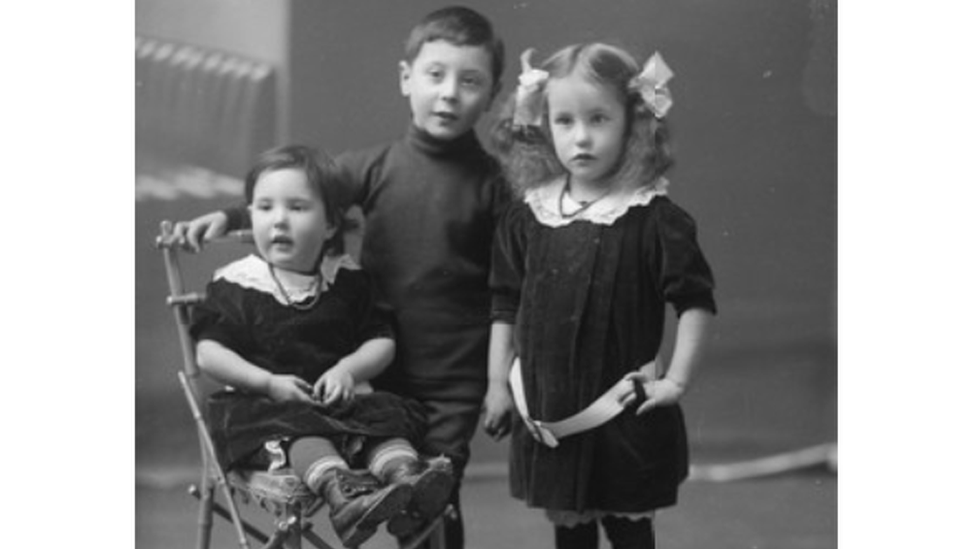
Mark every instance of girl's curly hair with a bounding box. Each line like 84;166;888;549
489;43;673;197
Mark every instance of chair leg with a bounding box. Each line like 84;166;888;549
190;477;339;549
260;516;301;549
182;374;253;549
195;482;215;549
399;506;451;549
281;513;304;549
191;484;267;546
300;523;335;549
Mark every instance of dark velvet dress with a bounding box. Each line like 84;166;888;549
189;254;427;470
221;126;511;480
490;181;716;514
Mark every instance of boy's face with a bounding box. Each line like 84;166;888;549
400;40;496;140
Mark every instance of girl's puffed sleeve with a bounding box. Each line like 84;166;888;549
189;279;255;355
650;199;717;316
489;204;528;324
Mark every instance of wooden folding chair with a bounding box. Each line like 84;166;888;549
155;220;451;549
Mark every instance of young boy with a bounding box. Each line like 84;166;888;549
173;7;511;548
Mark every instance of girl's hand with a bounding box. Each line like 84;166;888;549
266;374;315;403
482;381;515;440
313;368;355;407
623;372;686;415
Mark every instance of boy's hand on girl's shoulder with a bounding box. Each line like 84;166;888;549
172;211;230;253
482;382;515;440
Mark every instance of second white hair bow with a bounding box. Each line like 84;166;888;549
629;52;674;119
514;48;549;126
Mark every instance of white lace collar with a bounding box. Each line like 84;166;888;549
214;254;361;306
524;176;669;228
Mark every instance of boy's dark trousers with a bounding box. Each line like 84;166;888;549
415;398;483;549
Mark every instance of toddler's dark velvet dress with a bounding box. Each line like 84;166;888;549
190;254;427;470
490;179;716;519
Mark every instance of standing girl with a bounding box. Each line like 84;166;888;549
190;145;454;548
483;44;717;549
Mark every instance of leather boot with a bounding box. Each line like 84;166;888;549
383;456;455;539
318;467;411;547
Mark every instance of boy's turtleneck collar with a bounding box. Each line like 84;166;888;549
407;123;481;157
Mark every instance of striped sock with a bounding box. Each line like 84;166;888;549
303;456;348;492
367;439;418;479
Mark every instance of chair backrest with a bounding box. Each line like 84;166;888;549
155;221;254;399
156;221;271;548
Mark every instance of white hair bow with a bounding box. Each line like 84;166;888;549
630;52;674;119
513;48;549;126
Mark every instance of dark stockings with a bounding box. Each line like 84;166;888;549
554;516;655;549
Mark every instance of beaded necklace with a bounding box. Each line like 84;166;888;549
267;263;323;311
558;177;613;219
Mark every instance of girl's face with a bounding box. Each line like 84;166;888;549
399;39;496;141
249;168;335;274
546;72;627;188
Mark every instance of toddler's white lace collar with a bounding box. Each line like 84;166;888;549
215;254;360;306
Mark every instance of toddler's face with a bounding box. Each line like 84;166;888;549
249;168;335;274
400;40;495;140
547;73;627;188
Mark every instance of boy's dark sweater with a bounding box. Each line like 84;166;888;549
226;125;510;402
